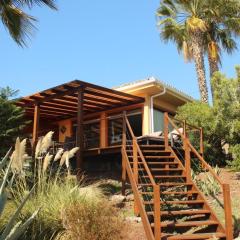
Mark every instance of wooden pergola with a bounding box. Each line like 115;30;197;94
17;80;144;172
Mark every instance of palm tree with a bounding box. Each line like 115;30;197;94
0;0;57;46
157;0;240;103
157;0;209;103
205;27;238;99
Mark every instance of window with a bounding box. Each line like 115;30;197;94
153;108;164;132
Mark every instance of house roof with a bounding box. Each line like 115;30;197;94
16;80;144;120
114;77;194;102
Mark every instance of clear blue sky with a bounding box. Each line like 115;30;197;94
0;1;239;99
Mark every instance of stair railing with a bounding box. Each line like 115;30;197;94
122;111;160;240
164;112;233;240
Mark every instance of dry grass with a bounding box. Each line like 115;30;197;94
57;200;124;240
211;196;240;237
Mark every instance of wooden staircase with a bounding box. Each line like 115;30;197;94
121;112;233;240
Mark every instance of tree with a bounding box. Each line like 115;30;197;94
176;66;240;166
157;0;240;103
157;0;209;103
0;0;57;46
0;87;29;157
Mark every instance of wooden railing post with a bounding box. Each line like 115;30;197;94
184;139;191;182
121;111;127;196
164;112;169;149
183;120;186;138
200;127;204;156
122;111;127;147
153;185;161;240
223;184;233;240
133;137;139;216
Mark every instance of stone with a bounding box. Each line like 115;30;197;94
234;172;240;180
126;194;134;202
110;194;126;208
125;216;142;223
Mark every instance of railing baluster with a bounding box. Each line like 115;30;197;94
184;139;191;182
154;185;161;240
223;184;233;240
183;120;186;138
133;137;139;216
200;127;204;156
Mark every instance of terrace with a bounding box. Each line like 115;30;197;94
17;80;144;171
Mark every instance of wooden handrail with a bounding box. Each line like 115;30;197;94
124;114;156;186
122;112;160;240
122;150;155;240
188;142;223;186
165;112;233;240
125;114;135;139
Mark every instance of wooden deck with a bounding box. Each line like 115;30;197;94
83;145;122;156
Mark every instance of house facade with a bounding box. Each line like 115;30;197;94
17;77;192;169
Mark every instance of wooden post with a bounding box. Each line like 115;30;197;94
76;87;84;176
133;137;139;216
183;120;186;138
223;184;233;240
184;139;191;182
164;112;169;149
32;103;40;152
200;127;204;156
154;185;161;240
100;112;108;148
122;112;127;196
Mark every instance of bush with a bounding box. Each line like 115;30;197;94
17;181;117;240
176;66;240;166
58;198;123;240
0;87;29;158
3;133;124;240
228;144;240;171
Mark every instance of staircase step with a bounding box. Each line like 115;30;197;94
127;150;170;153
140;169;183;173
136;162;179;166
151;220;218;228
139;183;193;187
144;200;204;205
128;156;175;159
164;232;226;239
140;190;198;196
138;166;179;172
141;175;185;179
139;145;165;148
161;190;198;195
147;209;210;216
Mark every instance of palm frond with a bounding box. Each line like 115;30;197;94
1;3;36;46
12;0;57;10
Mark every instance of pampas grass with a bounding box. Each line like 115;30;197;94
54;148;64;162
10;137;28;174
35;131;54;157
59;147;79;167
43;153;53;173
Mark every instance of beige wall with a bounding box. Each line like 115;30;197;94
120;84;189;135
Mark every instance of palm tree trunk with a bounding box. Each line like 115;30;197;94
208;54;219;103
191;31;209;103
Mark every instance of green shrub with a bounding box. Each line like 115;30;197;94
192;166;221;196
228;144;240;171
17;181;109;239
